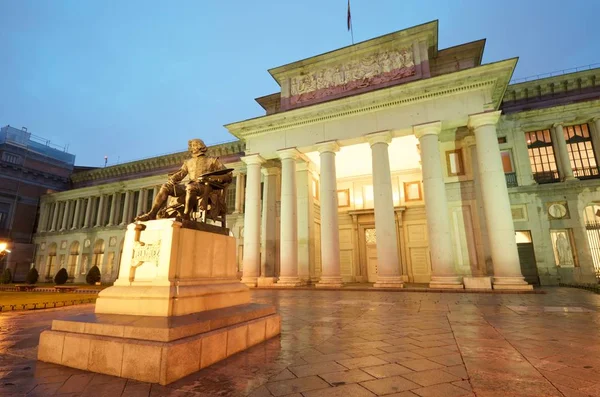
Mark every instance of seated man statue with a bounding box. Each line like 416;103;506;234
136;138;232;222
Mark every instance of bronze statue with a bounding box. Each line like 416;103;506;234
135;139;233;225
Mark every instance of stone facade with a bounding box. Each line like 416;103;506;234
33;21;600;287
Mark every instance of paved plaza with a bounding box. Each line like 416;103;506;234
1;288;600;396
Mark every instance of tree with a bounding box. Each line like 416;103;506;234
54;268;69;285
86;265;101;285
25;267;39;285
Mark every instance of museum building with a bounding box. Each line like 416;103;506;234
32;21;600;288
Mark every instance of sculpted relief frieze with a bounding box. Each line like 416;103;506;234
288;45;416;106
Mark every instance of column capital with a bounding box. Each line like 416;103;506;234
261;166;280;177
277;147;302;161
232;169;246;177
316;140;339;154
241;154;266;166
413;121;442;139
591;116;600;123
552;122;564;129
365;130;392;147
462;136;477;147
468;111;502;129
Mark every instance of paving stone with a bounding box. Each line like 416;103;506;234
302;383;375;397
360;376;421;395
336;356;389;370
289;361;348;378
399;359;445;372
401;369;461;387
319;369;375;385
361;364;413;378
266;376;330;396
411;383;471;397
56;373;93;394
303;353;352;364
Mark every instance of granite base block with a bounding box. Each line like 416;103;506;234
38;303;281;385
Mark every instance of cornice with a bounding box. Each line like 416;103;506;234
225;59;517;139
499;99;600;131
70;141;245;184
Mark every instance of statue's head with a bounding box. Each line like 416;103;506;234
188;138;207;155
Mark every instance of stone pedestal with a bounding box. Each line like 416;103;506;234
463;276;492;290
38;219;281;385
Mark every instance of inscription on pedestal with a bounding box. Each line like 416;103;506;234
133;242;161;264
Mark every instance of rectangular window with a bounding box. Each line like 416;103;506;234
563;123;599;179
445;149;465;176
525;130;559;184
501;150;517;187
550;229;578;267
404;181;422;202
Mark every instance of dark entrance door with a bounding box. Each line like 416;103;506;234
516;230;540;285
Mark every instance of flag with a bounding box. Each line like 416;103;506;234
347;0;352;31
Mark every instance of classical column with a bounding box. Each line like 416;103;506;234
107;193;118;226
95;195;105;227
316;141;343;287
135;190;144;218
140;189;149;213
83;197;93;228
60;200;71;231
591;118;600;166
233;171;245;214
71;199;81;230
259;167;278;285
277;149;303;286
50;202;60;232
552;123;576;181
468;111;531;289
296;160;315;283
366;131;404;288
121;191;131;225
37;203;48;232
463;137;492;277
414;122;463;288
240;154;265;287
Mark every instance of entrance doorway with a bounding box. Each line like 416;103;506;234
365;228;378;282
515;230;540;284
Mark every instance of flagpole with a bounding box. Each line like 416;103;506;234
347;0;354;45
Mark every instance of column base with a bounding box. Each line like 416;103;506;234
492;276;533;290
275;276;304;287
373;276;404;288
429;276;464;289
241;277;258;287
315;276;343;288
463;276;492;290
257;277;277;287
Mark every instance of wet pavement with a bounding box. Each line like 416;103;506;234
1;287;600;396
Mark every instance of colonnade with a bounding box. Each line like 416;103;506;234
38;186;161;233
241;111;530;289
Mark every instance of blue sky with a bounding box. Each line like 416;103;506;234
1;0;598;166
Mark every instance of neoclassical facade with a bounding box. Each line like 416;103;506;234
33;21;600;288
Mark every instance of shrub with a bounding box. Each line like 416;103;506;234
25;267;39;284
1;268;12;284
54;268;69;285
86;265;101;285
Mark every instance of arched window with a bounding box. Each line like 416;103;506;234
46;243;57;279
68;241;80;278
92;239;105;269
